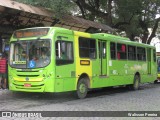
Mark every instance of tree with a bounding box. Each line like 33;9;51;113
74;0;160;44
15;0;160;44
16;0;76;17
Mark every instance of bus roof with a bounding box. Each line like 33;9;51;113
93;33;130;41
91;33;155;49
11;27;155;49
12;27;73;39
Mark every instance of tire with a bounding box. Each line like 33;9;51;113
154;80;158;84
77;78;88;99
129;75;140;90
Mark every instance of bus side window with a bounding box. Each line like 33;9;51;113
137;47;146;61
79;37;96;59
153;49;156;62
117;52;121;59
55;40;74;65
157;58;160;72
117;43;127;60
110;42;116;59
128;45;136;60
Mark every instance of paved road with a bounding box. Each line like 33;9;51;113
0;83;160;119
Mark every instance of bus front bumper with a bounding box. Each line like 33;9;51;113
9;81;45;92
9;78;55;93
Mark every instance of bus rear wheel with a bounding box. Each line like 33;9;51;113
154;80;159;84
77;78;88;99
128;75;140;90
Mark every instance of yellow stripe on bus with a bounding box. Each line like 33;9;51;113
74;31;91;38
13;77;43;82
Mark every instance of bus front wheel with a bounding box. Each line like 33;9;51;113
77;78;88;99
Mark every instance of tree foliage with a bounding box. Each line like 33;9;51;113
16;0;76;17
15;0;160;44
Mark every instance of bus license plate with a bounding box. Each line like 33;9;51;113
24;83;31;87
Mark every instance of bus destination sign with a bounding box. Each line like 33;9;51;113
13;28;50;38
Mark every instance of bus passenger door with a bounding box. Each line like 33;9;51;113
98;40;107;76
147;48;151;74
55;35;75;92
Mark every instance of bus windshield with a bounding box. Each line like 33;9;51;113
9;39;51;69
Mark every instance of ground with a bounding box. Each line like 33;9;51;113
0;83;160;119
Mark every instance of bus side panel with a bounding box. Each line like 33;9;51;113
91;57;109;88
91;59;103;88
54;68;76;92
109;60;133;86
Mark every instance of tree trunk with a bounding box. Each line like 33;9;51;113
75;0;108;21
139;19;149;44
147;17;160;44
142;32;149;44
107;0;112;25
75;0;86;19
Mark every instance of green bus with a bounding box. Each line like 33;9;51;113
8;27;157;98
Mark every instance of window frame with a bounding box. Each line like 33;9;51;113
137;47;146;61
153;49;156;62
55;40;74;66
9;39;51;69
79;37;97;59
110;42;116;60
128;45;136;60
117;43;127;60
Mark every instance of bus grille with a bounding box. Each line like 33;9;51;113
16;70;40;77
13;83;44;87
17;75;39;77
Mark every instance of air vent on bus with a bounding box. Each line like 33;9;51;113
17;75;39;77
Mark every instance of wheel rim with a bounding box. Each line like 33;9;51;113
79;83;86;94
